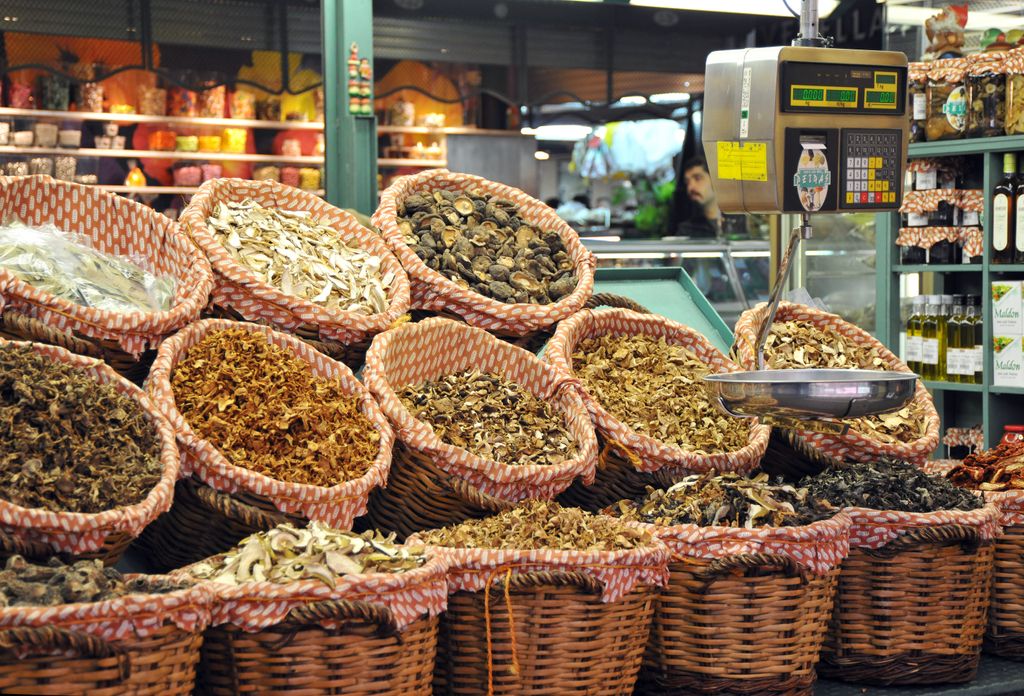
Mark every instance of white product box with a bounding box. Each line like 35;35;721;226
993;335;1024;387
993;281;1023;335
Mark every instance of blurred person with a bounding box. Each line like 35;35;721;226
678;156;746;239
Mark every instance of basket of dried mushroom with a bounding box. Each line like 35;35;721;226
139;319;394;571
408;500;670;696
612;472;850;696
362;317;599;540
0;175;213;382
545;308;770;512
180;178;410;368
373;169;596;345
0;555;211;695
733;302;940;469
946;442;1024;660
801;460;998;686
0;340;179;565
175;523;446;695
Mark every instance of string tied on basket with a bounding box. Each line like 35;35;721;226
483;566;521;696
600;438;642;472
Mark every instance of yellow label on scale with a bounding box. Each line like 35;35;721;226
717;141;768;181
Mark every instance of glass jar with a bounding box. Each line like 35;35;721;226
926;58;968;141
966;52;1006;138
1001;424;1024;446
1006;50;1024;134
908;64;928;143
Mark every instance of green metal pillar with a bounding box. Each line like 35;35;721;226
322;0;377;213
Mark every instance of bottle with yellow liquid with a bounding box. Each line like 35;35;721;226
906;296;925;375
946;295;966;383
920;295;940;381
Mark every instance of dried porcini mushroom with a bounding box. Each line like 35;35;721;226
419;500;652;551
398;369;577;467
189;522;427;588
801;459;983;513
206;199;394;314
764;321;929;444
571;334;750;454
947;441;1024;491
172;329;379;486
398;187;577;304
0;555;186;608
0;345;162;514
615;472;832;529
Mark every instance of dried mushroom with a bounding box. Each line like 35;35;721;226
398;370;577;467
189;522;427;588
615;472;832;528
0;345;162;514
206;199;393;314
0;555;186;607
572;334;749;453
801;459;982;513
947;441;1024;491
398;188;577;304
172;329;379;486
764;321;929;444
419;500;652;551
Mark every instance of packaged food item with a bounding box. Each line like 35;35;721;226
909;64;928;143
299;167;321;190
252;165;280;182
4;161;29;176
1005;50;1024;135
172;162;202;187
198;135;221;152
38;74;70;111
200;162;222;181
230;90;256;119
281;138;302;157
149;130;177;151
138;85;167;116
94;135;112;149
175;135;199;152
0;122;10;146
7;81;33;109
966;52;1007;138
1002;426;1024;447
168;86;197;117
108;103;135;114
32;123;57;147
198;85;226;118
221;127;247;152
257;97;281;122
29;157;53;176
58;129;81;147
54;156;76;180
12;130;32;147
78;82;104;112
926;58;968;141
280;166;300;188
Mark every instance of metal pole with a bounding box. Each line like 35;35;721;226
796;0;820;47
756;213;813;369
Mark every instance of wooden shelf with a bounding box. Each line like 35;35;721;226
0;107;323;131
894;264;982;273
0;145;323;165
990;385;1024;395
377;158;446;167
377;125;523;137
909;134;1024;158
922;380;986;393
990;264;1024;273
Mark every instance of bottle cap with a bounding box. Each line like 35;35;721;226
1005;152;1017;173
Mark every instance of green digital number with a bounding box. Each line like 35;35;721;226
826;89;856;103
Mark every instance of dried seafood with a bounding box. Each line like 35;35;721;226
0;219;175;312
0;345;162;513
419;500;652;551
764;321;929;444
572;334;749;453
398;370;577;466
0;555;186;607
398;188;577;304
172;329;379;486
801;459;983;512
206;199;393;314
615;472;832;528
189;522;427;588
947;441;1024;491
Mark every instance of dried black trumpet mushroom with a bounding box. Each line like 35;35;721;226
398;188;578;305
800;458;983;513
0;345;162;514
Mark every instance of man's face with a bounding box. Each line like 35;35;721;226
684;165;715;206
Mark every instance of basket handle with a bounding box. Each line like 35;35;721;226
583;293;651;313
192;483;290;531
0;626;130;681
0;310;104;360
446;477;517;514
0;527;57;561
695;553;808;587
489;570;605;595
864;523;982;559
286;599;399;639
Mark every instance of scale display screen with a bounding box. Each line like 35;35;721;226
781;61;906;115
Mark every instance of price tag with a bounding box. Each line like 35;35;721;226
716;141;768;182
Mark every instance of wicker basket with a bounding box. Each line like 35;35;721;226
180;178;411;369
982;491;1024;660
759;427;845;482
0;175;213;383
820;506;1000;685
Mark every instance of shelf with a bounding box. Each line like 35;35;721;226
377;125;524;137
990;385;1024;395
98;185;325;196
0;145;323;165
0;107;323;131
922;380;986;393
894;264;982;273
990;264;1024;273
909;134;1024;158
377;158;446;167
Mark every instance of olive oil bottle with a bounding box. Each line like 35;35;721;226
971;295;984;384
906;296;925;374
921;295;940;381
993;152;1017;264
946;295;966;382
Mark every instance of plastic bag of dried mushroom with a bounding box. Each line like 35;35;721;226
180;178;410;362
141;319;395;568
373;169;596;337
0;339;179;563
733;302;940;464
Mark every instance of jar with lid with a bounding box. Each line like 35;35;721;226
926;58;969;141
966;51;1007;138
1005;49;1024;134
908;63;928;142
1001;424;1024;446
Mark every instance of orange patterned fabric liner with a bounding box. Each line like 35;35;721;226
180;178;411;346
363;317;599;501
373;169;597;337
962;227;984;257
928;56;968;83
907;159;941;174
641;512;852;577
1005;47;1024;75
844;503;1000;550
896;226;968;250
733;302;940;464
544;308;769;475
172;553;448;632
943;426;984;451
146;319;394;528
0;580;211;645
909;63;929;84
921;459;960;477
406;542;671;604
966;50;1008;77
0;339;179;554
0;175;213;356
900;189;983;214
983;491;1024;527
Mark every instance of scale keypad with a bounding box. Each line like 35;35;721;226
841;130;901;209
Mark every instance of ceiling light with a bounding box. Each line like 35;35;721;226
650;92;690;103
534;151;551;160
615;96;648;106
531;125;592;142
630;0;839;18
